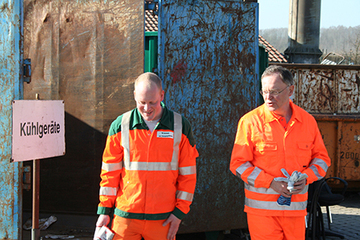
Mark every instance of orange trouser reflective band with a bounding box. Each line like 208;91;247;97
247;214;305;240
111;215;172;240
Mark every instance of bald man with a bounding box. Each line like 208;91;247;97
95;72;198;240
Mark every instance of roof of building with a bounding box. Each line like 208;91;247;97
145;10;158;32
258;35;288;63
145;10;287;63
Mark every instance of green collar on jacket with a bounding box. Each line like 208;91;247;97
131;102;175;131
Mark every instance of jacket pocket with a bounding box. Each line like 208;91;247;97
297;142;314;166
256;142;278;154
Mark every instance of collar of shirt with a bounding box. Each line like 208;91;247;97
131;102;174;130
270;111;287;128
263;100;303;125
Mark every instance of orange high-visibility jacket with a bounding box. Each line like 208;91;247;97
97;105;198;220
230;101;331;217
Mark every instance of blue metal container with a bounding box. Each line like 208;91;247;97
158;0;259;232
0;0;23;239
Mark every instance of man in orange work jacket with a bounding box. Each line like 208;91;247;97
230;65;331;240
95;72;198;240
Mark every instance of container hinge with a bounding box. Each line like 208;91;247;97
22;165;31;190
145;0;158;15
23;58;31;83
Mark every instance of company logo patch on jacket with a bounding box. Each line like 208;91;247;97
157;131;174;138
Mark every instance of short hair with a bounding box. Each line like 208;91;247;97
134;72;162;91
261;65;294;86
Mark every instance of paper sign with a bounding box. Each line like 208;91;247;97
12;100;65;162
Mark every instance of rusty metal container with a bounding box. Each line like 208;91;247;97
0;0;23;238
276;63;360;189
158;0;259;233
313;115;360;183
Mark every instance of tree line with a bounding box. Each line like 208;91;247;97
260;25;360;65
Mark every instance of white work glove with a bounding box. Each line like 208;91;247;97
274;168;308;193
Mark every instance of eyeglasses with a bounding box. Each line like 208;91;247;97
260;86;290;96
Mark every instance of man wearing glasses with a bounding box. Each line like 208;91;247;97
230;65;331;239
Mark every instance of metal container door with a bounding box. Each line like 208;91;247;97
158;0;259;233
23;0;144;214
0;0;23;239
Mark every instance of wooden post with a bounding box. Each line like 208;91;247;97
32;93;41;240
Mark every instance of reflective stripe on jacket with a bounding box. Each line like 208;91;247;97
98;104;198;220
230;101;331;216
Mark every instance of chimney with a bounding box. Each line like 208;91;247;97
284;0;322;63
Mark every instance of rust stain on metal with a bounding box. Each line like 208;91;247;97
0;2;10;14
277;64;360;114
159;0;257;233
338;122;360;181
300;69;360;180
277;63;360;188
295;68;336;113
355;74;360;89
1;0;22;236
23;0;144;214
170;60;187;84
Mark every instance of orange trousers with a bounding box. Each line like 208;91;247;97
247;214;306;240
111;215;171;240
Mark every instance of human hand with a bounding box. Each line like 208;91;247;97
270;180;291;197
94;215;111;240
162;214;181;240
290;178;307;194
96;214;110;227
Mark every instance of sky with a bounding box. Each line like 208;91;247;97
257;0;360;30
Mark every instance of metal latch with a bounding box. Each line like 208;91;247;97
354;135;360;143
23;58;31;83
22;165;31;190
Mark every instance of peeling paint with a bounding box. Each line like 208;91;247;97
0;0;23;238
159;0;258;233
278;64;360;187
23;0;144;214
170;60;187;84
286;65;360;114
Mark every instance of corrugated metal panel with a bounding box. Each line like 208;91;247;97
159;0;259;233
23;0;144;213
0;0;23;239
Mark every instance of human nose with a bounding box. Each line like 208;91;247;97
143;103;150;111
